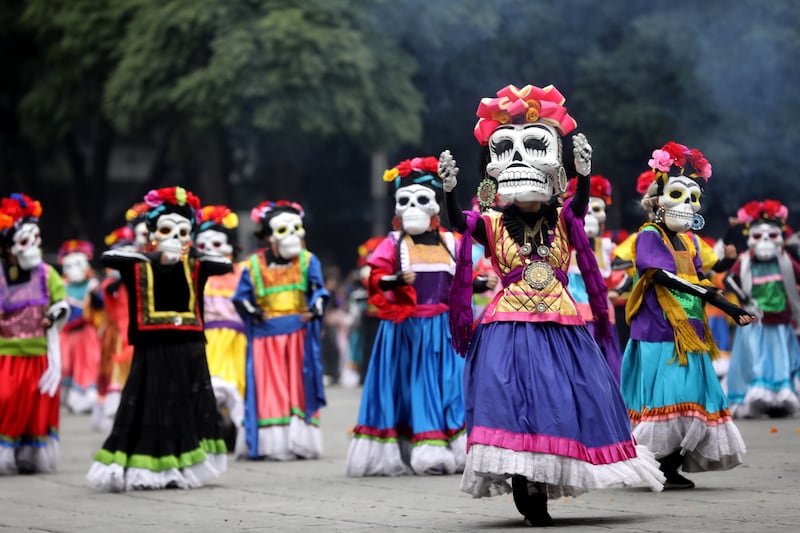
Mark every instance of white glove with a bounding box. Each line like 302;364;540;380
438;150;459;192
40;326;62;397
572;133;592;176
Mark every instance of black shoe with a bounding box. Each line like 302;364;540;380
664;472;695;490
512;475;553;527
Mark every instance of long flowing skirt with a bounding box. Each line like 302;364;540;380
236;329;321;460
726;323;800;417
86;341;227;491
60;324;101;414
461;321;663;498
346;314;466;477
0;355;59;474
621;340;746;472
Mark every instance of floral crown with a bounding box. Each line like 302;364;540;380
250;200;305;224
58;239;94;262
125;202;150;225
0;193;42;235
647;141;712;184
357;236;385;268
104;226;135;247
737;199;789;227
474;84;577;146
143;186;201;229
636;170;657;196
382;156;441;190
197;205;239;233
564;175;612;204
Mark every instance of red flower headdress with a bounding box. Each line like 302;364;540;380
382;156;441;190
357;236;385;268
0;193;42;235
58;239;94;262
104;226;136;247
636;170;657;196
197;205;239;231
647;141;712;184
250;200;305;224
125;202;150;225
737;199;789;227
474;84;577;145
564;175;612;204
144;186;201;211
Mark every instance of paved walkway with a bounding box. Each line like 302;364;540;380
2;385;800;532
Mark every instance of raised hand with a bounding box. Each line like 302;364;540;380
438;150;459;192
573;133;592;177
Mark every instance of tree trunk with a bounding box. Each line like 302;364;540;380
370;150;388;238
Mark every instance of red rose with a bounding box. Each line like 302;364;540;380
395;160;413;177
662;141;688;167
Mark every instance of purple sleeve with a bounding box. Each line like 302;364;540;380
635;229;675;274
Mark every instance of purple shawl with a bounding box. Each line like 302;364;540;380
449;211;480;355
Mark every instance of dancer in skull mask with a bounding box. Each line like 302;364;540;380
724;199;800;418
442;84;664;527
621;142;753;490
234;201;328;461
346;156;466;477
87;187;231;491
0;193;69;475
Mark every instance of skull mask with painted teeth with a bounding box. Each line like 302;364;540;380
748;222;783;261
269;212;305;260
486;123;565;204
10;222;42;271
658;176;702;233
395;184;439;236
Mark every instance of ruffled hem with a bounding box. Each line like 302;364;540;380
86;453;226;492
730;386;800;418
0;437;60;475
210;376;244;427
345;434;466;477
65;386;98;415
632;416;745;472
459;443;664;499
236;417;322;460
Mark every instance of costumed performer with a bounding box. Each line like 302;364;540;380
233;200;328;460
346;236;384;385
564;175;623;382
442;83;664;527
346;156;466;477
724;199;800;417
621;142;753;490
87;186;231;491
0;193;69;474
196;205;246;448
57;239;102;414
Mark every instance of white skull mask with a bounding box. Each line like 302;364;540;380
588;197;607;225
196;229;233;258
10;222;42;271
269;211;305;259
134;221;149;252
395;184;439;236
584;213;600;238
486;124;565;204
150;213;192;264
658;176;702;233
62;252;90;284
748;222;783;261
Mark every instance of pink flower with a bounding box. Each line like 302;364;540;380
648;150;673;172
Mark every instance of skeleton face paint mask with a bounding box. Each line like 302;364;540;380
151;213;192;264
10;222;42;271
134;222;149;252
269;212;305;259
486;124;565;204
584;214;600;238
588;197;607;225
748;222;783;261
61;252;90;284
196;229;233;258
395;184;439;236
658;176;702;233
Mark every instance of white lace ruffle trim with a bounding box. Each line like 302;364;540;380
86;453;227;492
632;416;746;472
345;433;466;477
730;385;800;418
0;437;60;475
459;443;665;499
235;416;322;460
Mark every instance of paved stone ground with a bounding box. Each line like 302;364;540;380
2;385;800;532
